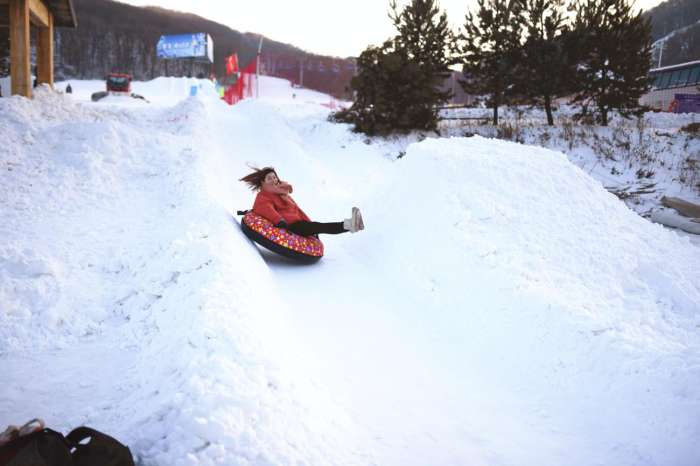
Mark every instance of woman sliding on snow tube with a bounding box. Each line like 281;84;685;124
239;166;364;262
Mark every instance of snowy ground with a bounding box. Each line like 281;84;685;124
1;77;699;466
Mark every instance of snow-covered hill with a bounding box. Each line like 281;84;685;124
439;106;700;233
1;77;699;466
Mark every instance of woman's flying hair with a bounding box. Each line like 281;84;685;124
239;166;278;191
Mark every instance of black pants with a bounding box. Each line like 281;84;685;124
286;221;347;236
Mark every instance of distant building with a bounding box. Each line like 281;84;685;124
442;71;476;107
640;60;700;111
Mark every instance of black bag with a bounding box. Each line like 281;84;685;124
66;427;134;466
0;427;134;466
0;429;72;466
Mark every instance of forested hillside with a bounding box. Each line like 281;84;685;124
1;0;356;98
646;0;700;67
59;0;357;97
647;0;700;40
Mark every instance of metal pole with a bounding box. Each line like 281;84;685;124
256;35;264;98
299;59;304;87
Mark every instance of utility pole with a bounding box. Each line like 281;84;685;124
256;35;263;98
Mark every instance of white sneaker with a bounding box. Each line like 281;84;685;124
352;207;364;232
343;218;354;232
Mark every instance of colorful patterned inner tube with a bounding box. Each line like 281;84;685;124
241;212;324;264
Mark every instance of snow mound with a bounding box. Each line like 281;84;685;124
386;136;698;324
257;76;337;105
367;135;700;465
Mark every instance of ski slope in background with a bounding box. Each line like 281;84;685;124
1;77;699;466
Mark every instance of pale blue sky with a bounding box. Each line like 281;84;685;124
119;0;667;58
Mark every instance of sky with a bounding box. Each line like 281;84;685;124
119;0;668;58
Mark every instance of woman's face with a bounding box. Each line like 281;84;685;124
261;171;280;191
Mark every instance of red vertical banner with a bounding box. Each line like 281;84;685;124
223;58;258;105
225;54;239;76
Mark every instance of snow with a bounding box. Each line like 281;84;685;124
53;77;217;107
1;77;699;466
0;77;9;97
440;106;700;224
51;76;339;108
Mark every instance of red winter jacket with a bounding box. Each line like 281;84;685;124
253;191;311;225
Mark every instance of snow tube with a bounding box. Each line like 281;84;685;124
240;212;324;264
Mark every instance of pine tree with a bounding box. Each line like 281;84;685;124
390;0;455;132
514;0;573;126
335;0;454;135
460;0;524;126
571;0;653;126
334;39;417;135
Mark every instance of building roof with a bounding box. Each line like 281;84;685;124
649;60;700;91
650;59;700;74
45;0;77;27
0;0;77;28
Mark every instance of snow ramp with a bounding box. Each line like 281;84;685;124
1;79;699;466
0;86;362;466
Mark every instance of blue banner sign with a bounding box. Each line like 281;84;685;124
157;33;214;62
674;94;700;113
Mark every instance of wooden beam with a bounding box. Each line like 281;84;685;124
661;196;700;218
9;0;31;98
28;0;47;27
37;12;52;86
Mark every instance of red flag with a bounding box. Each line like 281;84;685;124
223;58;258;106
225;54;239;75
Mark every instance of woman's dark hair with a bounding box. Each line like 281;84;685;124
240;166;277;191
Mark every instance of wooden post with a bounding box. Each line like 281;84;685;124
29;0;49;27
37;12;52;87
9;0;31;98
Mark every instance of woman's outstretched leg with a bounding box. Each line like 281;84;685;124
284;208;364;237
286;221;346;236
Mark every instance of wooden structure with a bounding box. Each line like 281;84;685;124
0;0;77;98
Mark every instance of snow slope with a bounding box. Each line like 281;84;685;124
1;77;699;466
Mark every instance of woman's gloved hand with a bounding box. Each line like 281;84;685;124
279;181;293;193
275;220;288;229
